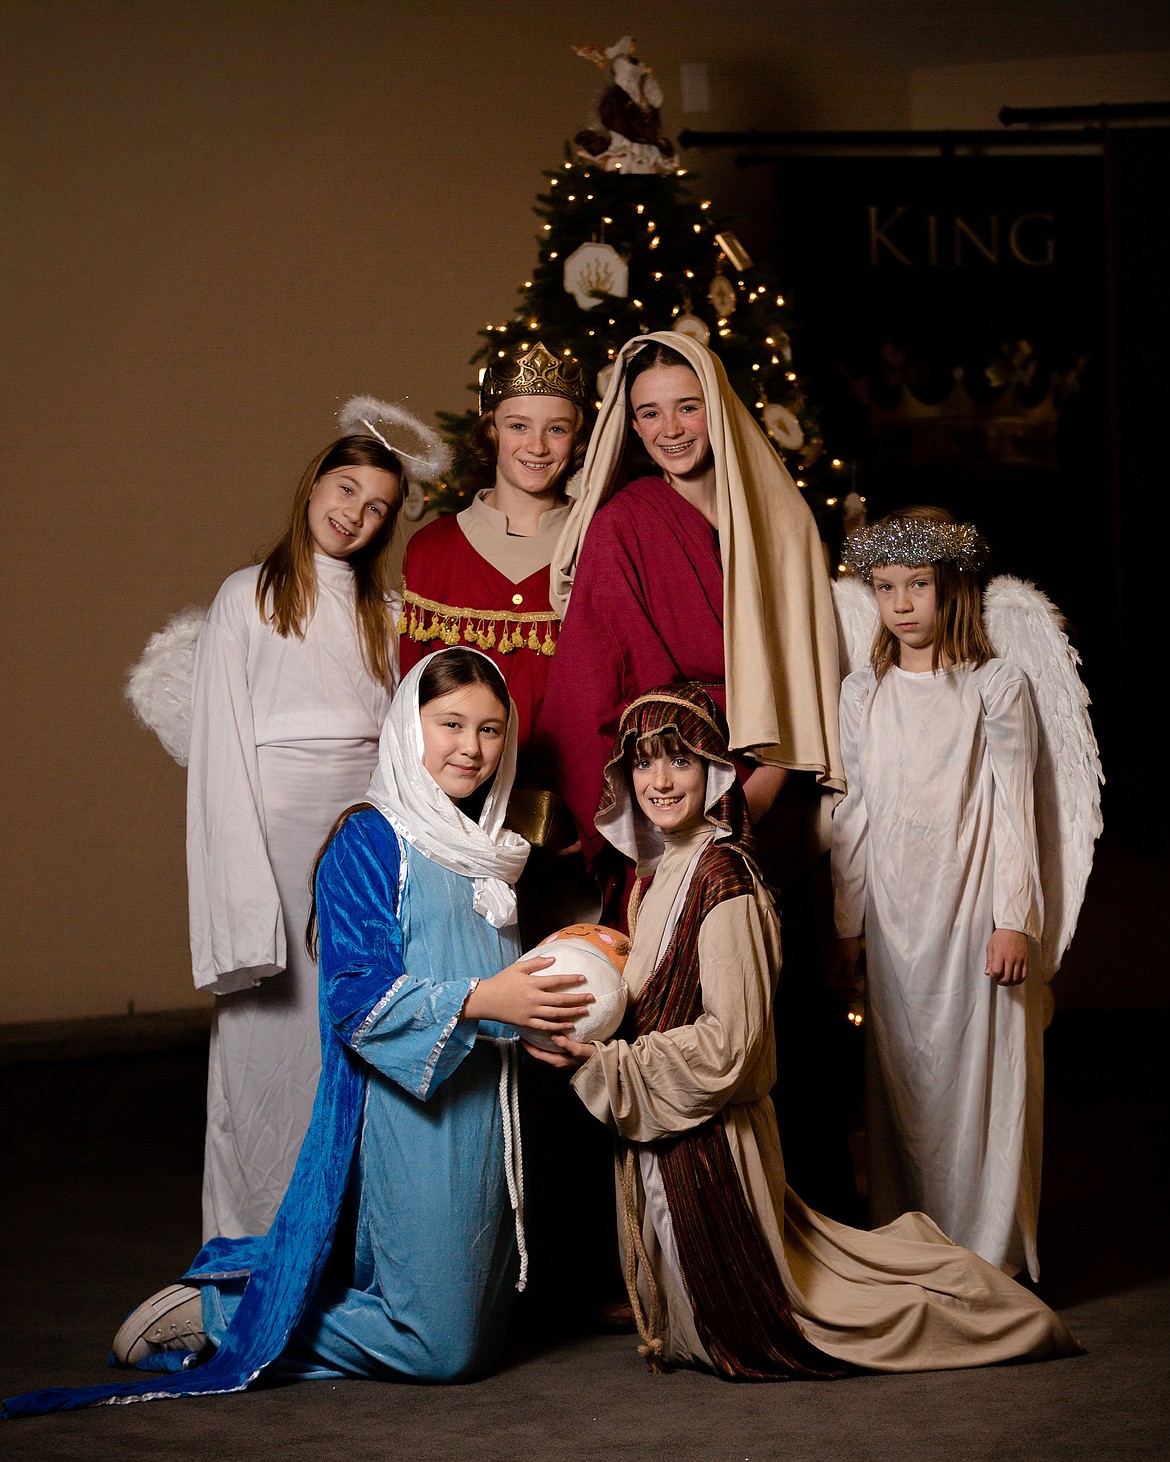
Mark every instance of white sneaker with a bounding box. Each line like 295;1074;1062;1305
112;1283;207;1367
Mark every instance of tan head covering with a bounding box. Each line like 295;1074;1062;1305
550;331;844;798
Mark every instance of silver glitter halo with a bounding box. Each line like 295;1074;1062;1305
842;518;989;582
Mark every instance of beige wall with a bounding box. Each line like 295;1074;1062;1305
912;51;1170;128
1;2;1163;1022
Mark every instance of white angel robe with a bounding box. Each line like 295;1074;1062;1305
833;660;1044;1279
187;556;396;1240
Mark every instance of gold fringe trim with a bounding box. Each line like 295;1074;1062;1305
400;588;559;657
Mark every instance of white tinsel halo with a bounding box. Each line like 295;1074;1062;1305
337;396;451;486
843;517;989;581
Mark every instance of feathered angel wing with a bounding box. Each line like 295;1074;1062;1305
124;606;207;766
983;575;1103;978
831;575;878;678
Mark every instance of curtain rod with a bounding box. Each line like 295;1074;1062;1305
678;127;1105;154
1000;101;1170;125
680;106;1169;155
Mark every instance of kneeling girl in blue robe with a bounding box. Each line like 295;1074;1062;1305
5;647;592;1418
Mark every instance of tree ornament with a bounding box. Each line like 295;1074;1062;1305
672;312;711;345
707;271;737;318
571;36;680;174
762;399;805;450
563;241;629;310
714;231;753;271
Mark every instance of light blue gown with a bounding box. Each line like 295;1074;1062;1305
204;808;524;1382
3;809;523;1417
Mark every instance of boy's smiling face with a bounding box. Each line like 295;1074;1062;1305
632;750;708;835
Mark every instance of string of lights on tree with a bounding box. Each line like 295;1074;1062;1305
429;156;853;523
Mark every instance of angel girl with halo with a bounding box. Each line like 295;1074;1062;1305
127;396;449;1244
830;506;1103;1281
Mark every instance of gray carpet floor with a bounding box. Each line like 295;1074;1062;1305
1;1009;1166;1461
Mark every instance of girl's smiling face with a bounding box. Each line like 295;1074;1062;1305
632;750;708;835
420;683;508;802
307;464;401;559
628;363;711;482
872;562;939;669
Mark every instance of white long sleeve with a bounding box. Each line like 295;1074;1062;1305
831;670;871;939
982;667;1042;937
186;568;284;992
185;559;396;993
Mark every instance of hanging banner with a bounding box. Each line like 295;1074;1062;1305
769;152;1106;597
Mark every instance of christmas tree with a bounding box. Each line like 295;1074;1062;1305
427;38;832;518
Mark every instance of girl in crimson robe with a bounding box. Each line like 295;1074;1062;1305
542;332;844;894
541;333;855;1218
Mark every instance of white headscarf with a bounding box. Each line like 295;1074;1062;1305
365;647;530;927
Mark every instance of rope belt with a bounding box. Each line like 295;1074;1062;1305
495;1042;528;1292
620;1145;666;1371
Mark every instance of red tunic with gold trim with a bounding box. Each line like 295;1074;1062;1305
398;501;565;781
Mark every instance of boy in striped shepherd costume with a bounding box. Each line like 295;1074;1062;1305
526;682;1081;1379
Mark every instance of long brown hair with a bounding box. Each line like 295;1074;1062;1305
870;506;994;680
624;340;694;403
256;435;404;687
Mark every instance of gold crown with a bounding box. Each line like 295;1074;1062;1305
479;342;587;414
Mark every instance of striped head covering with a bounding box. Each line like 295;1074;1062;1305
594;682;751;877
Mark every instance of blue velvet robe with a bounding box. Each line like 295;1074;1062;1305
5;811;521;1418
